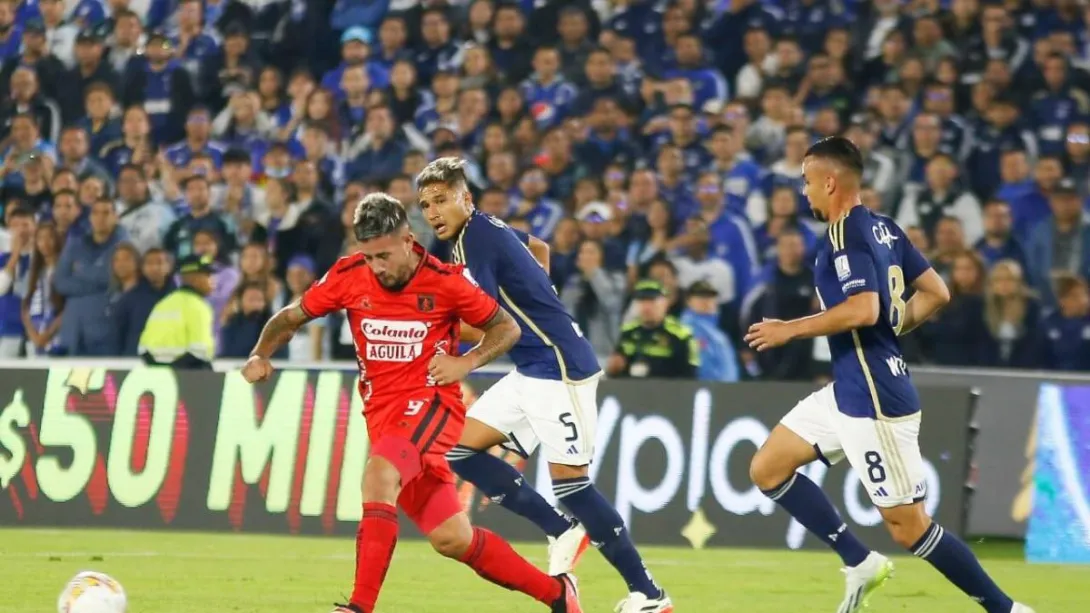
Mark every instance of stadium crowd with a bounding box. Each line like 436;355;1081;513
1;0;1090;378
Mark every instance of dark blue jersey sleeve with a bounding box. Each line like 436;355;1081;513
511;227;531;246
831;215;878;297
897;227;932;284
458;218;501;299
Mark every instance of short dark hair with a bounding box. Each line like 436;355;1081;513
804;136;864;178
119;163;145;178
53;188;77;202
416;156;469;191
8;205;34;220
1054;272;1088;300
353;192;408;242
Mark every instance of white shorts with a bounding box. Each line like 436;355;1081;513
468;371;600;466
781;383;927;508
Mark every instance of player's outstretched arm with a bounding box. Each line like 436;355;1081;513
745;292;879;352
898;268;951;336
241;301;311;383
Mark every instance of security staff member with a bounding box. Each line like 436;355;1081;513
607;280;699;379
138;254;215;368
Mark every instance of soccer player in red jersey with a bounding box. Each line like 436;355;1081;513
241;193;583;613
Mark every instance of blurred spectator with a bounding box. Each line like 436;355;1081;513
919;250;989;366
607;279;698;379
561;238;626;357
741;229;817;381
105;246;173;357
680;280;739;383
227;243;284;324
0;206;33;356
165;174;234;261
54;197;125;356
625;199;674;285
122;31;196;144
982;259;1043;369
20;219;63;357
283;254;325;361
646;258;684;318
1063;121;1090;197
1040;272;1090;371
671;217;738;307
63;29;121;125
975;199;1030;274
1027;177;1090;304
220;280;281;359
512;165;563;240
139;253;214;368
116;164;174;256
756;184;817;264
931;216;968;283
49;188;83;239
192;228;238;332
549;215;580;289
104;242;141;355
165;106;226;170
1;67;61;145
57;125;112;187
706;126;765;222
897;153;983;244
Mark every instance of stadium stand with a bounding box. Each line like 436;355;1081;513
1;0;1089;376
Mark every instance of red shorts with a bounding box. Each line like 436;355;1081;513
368;391;466;534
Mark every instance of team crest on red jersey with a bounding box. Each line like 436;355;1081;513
359;296;372;310
417;294;435;312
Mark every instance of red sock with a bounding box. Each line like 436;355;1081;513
350;502;399;612
459;527;562;605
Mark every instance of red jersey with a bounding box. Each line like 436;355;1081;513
300;244;500;422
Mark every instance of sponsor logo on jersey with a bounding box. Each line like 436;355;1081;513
361;319;427;361
835;255;851;281
361;319;428;343
886;356;908;377
872;222;898;249
842;279;866;293
366;342;422;362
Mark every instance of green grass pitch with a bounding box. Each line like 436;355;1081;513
4;528;1086;612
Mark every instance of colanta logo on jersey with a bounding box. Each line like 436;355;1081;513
361;319;427;362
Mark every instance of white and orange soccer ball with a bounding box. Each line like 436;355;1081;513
57;571;127;613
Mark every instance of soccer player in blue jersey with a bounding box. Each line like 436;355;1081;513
417;158;673;613
744;137;1034;613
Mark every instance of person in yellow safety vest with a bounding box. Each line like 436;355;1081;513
138;254;216;368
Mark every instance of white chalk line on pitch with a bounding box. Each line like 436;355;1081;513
0;550;788;568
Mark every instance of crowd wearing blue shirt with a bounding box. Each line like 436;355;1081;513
1;0;1090;377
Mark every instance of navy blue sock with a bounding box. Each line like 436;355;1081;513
555;476;661;599
762;473;871;567
446;445;572;538
912;523;1013;613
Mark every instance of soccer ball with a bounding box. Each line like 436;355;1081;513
57;571;127;613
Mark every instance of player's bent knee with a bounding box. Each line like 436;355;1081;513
428;513;474;559
548;462;589;481
879;503;931;549
750;446;791;491
750;425;817;490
